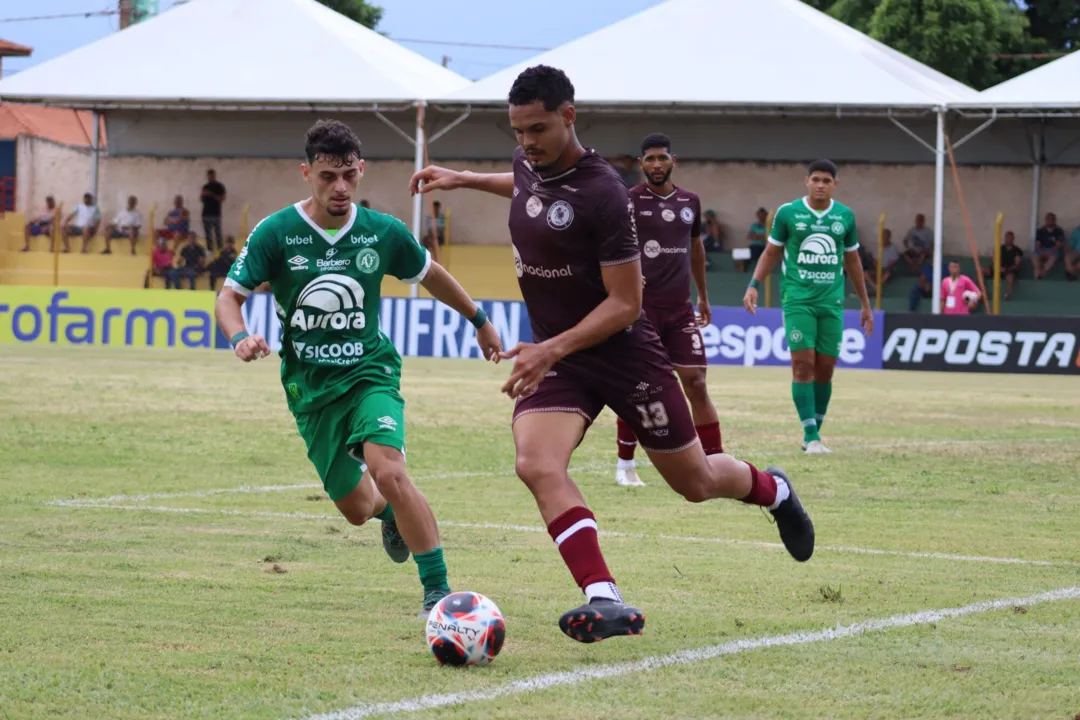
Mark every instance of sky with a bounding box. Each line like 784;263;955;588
1;0;665;80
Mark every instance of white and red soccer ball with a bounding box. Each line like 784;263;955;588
425;591;505;666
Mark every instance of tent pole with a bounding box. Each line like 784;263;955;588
91;110;100;202
1028;125;1043;252
931;108;945;315
410;102;426;300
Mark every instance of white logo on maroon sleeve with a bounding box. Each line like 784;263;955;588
526;196;543;218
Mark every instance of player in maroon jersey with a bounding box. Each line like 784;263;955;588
614;133;722;488
409;65;813;644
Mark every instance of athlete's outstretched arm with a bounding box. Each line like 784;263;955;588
843;250;874;336
420;261;503;361
500;259;643;398
743;243;783;314
409;166;515;199
215;286;270;361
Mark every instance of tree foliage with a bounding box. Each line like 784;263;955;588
316;0;383;29
802;0;1049;89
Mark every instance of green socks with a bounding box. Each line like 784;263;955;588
814;381;832;432
792;382;820;443
414;546;450;595
374;503;394;523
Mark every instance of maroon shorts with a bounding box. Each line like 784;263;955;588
512;322;698;453
643;302;706;368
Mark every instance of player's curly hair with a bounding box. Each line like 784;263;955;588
508;65;575;111
808;159;837;178
305;119;362;166
640;133;672;156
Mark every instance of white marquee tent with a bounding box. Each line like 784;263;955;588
434;0;980;312
0;0;471;253
950;51;1080;251
959;51;1080;111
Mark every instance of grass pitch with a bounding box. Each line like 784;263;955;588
1;345;1078;719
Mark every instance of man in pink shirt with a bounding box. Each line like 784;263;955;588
941;261;980;314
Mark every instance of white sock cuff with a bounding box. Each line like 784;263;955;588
584;582;622;602
554;518;597;546
769;476;790;511
617;458;636;471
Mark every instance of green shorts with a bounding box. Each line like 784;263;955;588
783;304;843;357
293;387;406;501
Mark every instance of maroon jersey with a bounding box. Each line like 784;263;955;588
630;184;701;309
508;147;642;347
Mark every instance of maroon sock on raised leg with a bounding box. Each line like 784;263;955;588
739;462;778;507
616;417;637;461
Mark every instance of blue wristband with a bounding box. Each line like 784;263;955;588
748;278;760;290
469;307;488;329
230;331;249;348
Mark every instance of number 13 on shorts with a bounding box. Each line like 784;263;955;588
635;401;669;429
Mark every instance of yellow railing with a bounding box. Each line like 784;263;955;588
875;211;886;311
51;202;63;287
992;211;1004;315
764;208;775;307
145;202;158;282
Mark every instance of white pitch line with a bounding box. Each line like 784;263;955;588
48;501;1080;568
300;586;1080;720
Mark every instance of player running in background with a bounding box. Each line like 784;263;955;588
614;132;721;488
215;120;502;617
410;66;814;644
743;160;872;454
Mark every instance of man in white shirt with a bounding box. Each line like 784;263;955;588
63;193;101;254
103;195;144;255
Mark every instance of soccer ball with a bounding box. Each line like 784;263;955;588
425;591;505;666
963;290;979;304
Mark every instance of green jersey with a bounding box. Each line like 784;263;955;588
768;197;858;307
226;202;430;413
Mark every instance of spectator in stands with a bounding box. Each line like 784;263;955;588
1033;212;1065;279
941;260;981;314
908;261;941;312
422;200;446;265
747;207;768;264
200;169;226;252
63;192;101;254
857;243;877;296
103;195;143;255
207;236;237;290
983;230;1023;299
701;209;722;252
902;213;933;274
157;194;191;247
145;236;178;289
22;195;57;252
878;228;901;285
176;232;207;290
609;154;639;188
1066;223;1080;281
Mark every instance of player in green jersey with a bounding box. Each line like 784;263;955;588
215;120;503;616
743;160;872;453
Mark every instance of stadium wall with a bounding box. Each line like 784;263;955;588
17;142;1080;255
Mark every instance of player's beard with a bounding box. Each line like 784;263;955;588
648;168;673;187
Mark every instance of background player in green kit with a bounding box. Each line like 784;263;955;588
743;160;872;454
215;120;503;616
